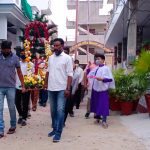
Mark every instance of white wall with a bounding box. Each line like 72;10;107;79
78;1;103;24
7;32;17;52
0;16;7;40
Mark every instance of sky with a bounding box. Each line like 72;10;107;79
28;0;112;40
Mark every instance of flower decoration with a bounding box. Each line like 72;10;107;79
23;21;53;89
24;39;32;62
44;40;53;62
24;74;44;89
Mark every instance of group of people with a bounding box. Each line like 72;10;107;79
0;38;115;142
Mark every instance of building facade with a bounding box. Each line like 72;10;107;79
66;0;113;67
0;0;32;50
105;0;150;68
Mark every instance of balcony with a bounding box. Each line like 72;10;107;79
77;34;104;43
66;19;75;29
78;15;109;25
0;0;21;8
67;0;76;10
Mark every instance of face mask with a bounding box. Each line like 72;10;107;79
95;60;101;65
2;52;11;57
54;49;62;56
20;55;26;60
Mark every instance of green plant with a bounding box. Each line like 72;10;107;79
112;69;147;102
134;50;150;94
111;69;125;100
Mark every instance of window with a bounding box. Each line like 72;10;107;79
89;48;95;54
89;29;95;34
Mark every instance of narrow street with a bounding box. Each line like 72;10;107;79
1;101;150;150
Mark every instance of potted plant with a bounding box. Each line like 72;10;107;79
109;69;125;111
109;89;121;111
134;50;150;114
130;73;147;112
117;73;134;115
115;71;147;115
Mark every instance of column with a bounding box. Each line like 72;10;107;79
127;0;138;65
0;15;7;40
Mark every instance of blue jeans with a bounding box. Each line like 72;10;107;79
48;90;66;136
0;88;16;134
39;89;48;105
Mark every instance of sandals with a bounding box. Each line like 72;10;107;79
7;127;16;134
32;107;37;111
0;134;4;138
102;122;108;129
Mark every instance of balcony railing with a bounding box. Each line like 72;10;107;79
78;15;109;25
77;34;104;43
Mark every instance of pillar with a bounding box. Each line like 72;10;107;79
127;0;138;65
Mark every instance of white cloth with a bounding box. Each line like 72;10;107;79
16;61;34;89
71;70;80;95
48;52;73;91
93;65;115;92
74;66;84;84
87;66;98;90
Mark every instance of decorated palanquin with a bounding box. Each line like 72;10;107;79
23;21;52;89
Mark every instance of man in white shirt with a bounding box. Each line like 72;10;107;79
44;38;73;142
74;60;84;109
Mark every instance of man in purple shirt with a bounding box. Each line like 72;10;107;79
0;41;25;138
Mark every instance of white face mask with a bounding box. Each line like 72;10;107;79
95;60;101;65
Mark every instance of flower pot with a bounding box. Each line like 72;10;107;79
145;94;150;113
120;101;133;115
132;99;139;112
109;97;121;111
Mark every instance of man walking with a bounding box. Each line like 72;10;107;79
44;38;73;142
15;50;34;126
74;60;84;109
0;41;25;138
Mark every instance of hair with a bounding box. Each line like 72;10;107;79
74;59;79;64
63;46;70;54
94;53;105;60
1;40;12;49
53;38;64;46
